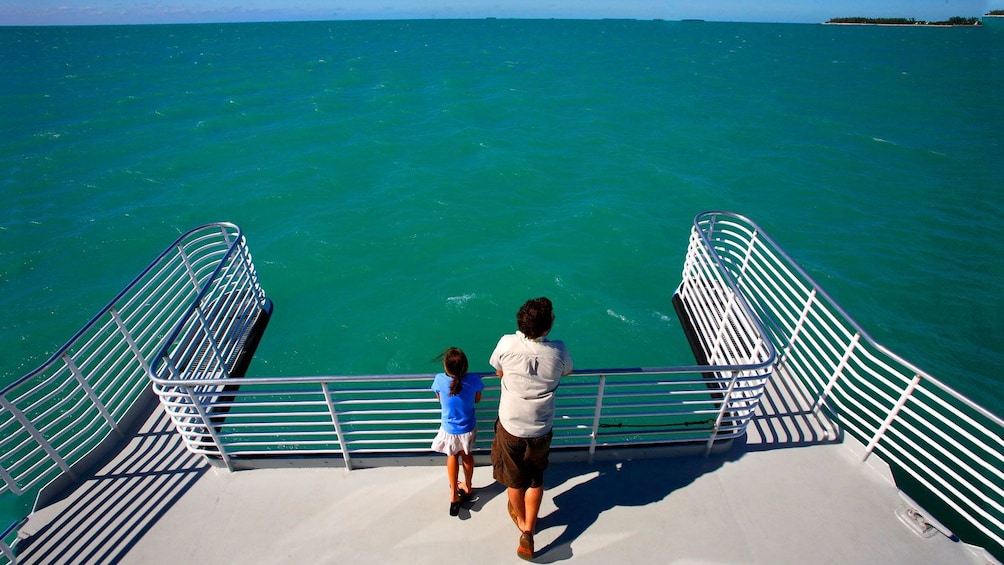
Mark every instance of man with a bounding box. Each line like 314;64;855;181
489;296;573;561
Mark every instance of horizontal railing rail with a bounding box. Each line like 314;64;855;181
0;518;22;565
148;212;777;471
693;211;1004;554
148;361;773;471
0;222;266;562
6;212;1001;560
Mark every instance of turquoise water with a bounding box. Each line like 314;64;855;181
2;21;1001;412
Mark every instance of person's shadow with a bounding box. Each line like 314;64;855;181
532;453;728;562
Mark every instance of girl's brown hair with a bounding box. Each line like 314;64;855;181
442;347;468;396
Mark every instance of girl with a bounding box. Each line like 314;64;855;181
431;347;484;516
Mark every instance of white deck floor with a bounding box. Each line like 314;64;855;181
14;366;993;564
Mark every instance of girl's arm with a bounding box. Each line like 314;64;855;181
474;391;482;404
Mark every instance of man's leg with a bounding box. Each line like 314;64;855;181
460;452;475;495
508;486;527;531
523;485;543;534
515;486;539;561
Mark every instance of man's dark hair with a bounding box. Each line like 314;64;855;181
517;297;555;339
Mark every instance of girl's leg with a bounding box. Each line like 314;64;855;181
446;454;460;502
460;452;475;495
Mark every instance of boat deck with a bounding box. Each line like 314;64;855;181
14;365;989;564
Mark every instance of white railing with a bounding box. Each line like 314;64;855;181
0;223;267;560
4;213;1001;560
148;361;774;472
693;211;1004;553
148;213;776;471
0;519;20;565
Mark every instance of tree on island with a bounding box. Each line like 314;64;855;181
826;16;981;25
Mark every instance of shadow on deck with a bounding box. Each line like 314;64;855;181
14;366;979;565
14;411;208;564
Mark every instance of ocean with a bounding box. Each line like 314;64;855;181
2;19;1001;416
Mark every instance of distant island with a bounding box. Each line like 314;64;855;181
825;16;981;26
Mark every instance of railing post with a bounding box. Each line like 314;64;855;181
232;238;266;307
736;228;758;287
588;375;606;465
220;225;234;247
1;535;15;565
62;353;120;435
709;289;738;364
704;370;740;456
0;397;75;481
110;307;152;376
179;384;233;472
194;304;232;380
179;244;201;291
782;289;815;366
322;382;353;471
861;374;922;461
811;333;861;414
0;463;22;496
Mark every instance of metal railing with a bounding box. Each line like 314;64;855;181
148;361;776;472
3;213;1001;560
693;211;1004;553
147;213;777;472
0;223;266;560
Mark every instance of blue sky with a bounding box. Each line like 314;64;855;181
0;0;994;26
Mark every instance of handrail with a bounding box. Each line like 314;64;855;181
146;215;777;470
692;211;1004;553
0;223;260;508
148;365;773;472
0;518;24;565
2;213;1001;561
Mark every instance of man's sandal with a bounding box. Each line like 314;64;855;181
517;531;534;561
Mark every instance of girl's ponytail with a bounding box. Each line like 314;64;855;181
443;347;469;396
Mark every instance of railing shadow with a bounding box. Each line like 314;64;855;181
14;408;207;565
743;363;842;450
529;364;843;562
9;359;842;564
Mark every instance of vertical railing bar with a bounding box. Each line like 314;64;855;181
61;353;120;435
588;375;606;464
193;305;232;381
179;243;200;291
1;536;15;565
736;228;758;288
707;286;729;363
0;463;22;496
862;374;923;461
811;333;861;414
782;288;815;366
704;370;740;457
0;397;75;481
220;225;234;247
322;382;353;472
179;384;233;471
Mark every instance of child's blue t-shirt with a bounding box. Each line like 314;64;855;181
431;373;484;435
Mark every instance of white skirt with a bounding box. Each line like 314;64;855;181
431;428;477;456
